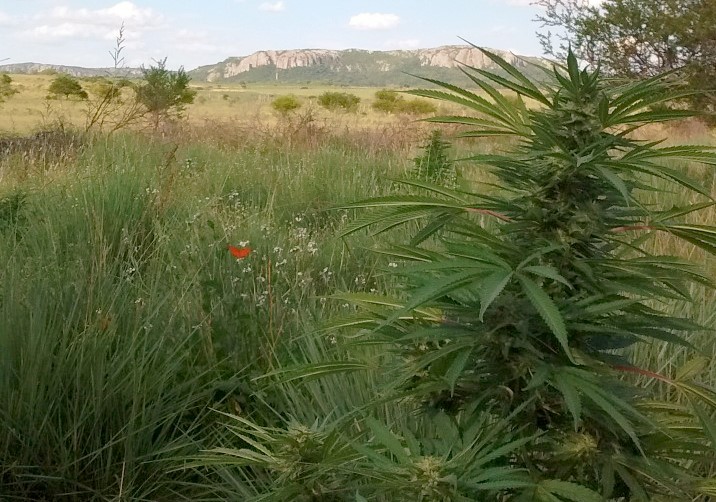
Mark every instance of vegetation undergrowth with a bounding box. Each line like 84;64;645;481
0;133;408;500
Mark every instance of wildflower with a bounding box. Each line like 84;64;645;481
228;245;251;259
388;262;398;268
307;241;318;255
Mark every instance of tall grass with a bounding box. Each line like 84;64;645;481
0;131;411;499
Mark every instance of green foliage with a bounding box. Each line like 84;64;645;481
0;74;18;102
318;91;361;112
47;74;88;100
398;99;438;115
338;47;716;498
412;130;454;184
372;89;402;113
271;94;302;114
372;89;436;115
135;58;196;128
536;0;716;117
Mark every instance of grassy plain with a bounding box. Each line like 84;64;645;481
0;73;445;133
1;72;716;499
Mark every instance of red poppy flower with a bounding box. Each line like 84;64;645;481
228;245;251;259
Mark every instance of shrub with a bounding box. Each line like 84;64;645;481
0;74;18;102
47;74;88;100
317;91;360;112
135;58;196;130
271;94;302;115
372;89;436;115
371;89;401;113
397;98;436;115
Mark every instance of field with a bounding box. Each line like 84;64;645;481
2;66;716;501
0;73;446;134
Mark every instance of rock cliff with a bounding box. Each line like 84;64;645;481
194;45;536;83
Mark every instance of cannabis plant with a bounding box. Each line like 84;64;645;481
337;48;716;499
412;129;455;185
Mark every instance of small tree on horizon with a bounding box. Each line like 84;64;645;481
535;0;716;118
48;74;88;100
0;74;18;102
134;58;196;130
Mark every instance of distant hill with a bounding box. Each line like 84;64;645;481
189;45;547;86
0;46;547;87
0;63;142;78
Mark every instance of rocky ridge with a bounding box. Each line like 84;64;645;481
198;45;527;82
0;62;142;78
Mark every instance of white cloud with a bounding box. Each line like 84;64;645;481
172;29;222;54
259;1;285;12
20;2;163;42
348;12;400;30
0;11;17;26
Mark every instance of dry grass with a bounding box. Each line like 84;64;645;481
0;73;455;135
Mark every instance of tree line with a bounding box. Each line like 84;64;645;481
536;0;716;117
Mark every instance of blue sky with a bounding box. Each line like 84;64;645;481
0;1;547;70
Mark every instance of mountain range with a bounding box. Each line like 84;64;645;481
0;45;546;87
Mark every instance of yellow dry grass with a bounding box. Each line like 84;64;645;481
0;74;452;134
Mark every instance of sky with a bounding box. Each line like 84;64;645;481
0;1;550;70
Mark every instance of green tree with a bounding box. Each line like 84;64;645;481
536;0;716;115
271;94;302;115
135;58;196;130
0;74;18;102
48;74;88;100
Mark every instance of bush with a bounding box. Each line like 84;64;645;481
135;58;196;130
398;99;436;115
271;94;302;115
0;74;18;102
372;89;436;115
317;91;360;112
47;74;88;100
371;89;401;113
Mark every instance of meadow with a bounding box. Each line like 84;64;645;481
2;61;716;501
0;73;437;134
